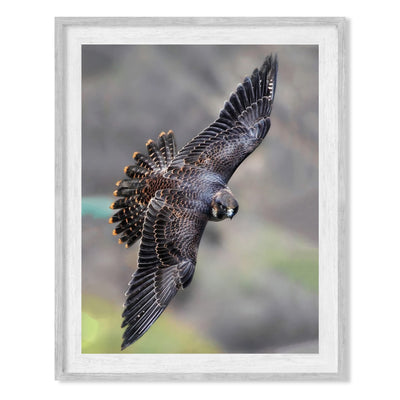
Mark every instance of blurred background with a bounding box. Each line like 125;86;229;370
81;45;318;354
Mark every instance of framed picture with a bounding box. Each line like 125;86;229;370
55;17;347;380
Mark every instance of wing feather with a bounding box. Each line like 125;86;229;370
170;54;278;182
121;190;208;350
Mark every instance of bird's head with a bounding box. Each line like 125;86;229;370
210;188;239;221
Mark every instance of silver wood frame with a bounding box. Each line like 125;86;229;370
55;17;348;381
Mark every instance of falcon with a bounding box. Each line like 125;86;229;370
109;55;278;350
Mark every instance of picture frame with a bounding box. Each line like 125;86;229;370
55;17;348;381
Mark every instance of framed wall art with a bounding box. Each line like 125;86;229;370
55;17;347;380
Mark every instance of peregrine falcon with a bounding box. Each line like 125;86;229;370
109;55;278;350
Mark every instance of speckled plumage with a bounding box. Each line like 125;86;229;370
110;55;278;350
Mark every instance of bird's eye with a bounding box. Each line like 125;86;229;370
216;201;223;209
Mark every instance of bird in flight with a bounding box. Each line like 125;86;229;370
109;55;278;350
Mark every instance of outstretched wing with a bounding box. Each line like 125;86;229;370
170;54;278;183
121;189;208;350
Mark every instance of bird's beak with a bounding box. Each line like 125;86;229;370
227;208;234;219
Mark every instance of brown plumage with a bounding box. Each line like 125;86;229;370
110;55;278;350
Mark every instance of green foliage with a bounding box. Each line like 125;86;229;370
82;294;221;354
270;248;318;292
243;226;318;292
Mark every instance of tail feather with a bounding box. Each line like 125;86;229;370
158;130;176;165
146;139;166;169
109;130;177;248
115;212;145;247
111;204;146;231
131;152;156;171
124;165;149;179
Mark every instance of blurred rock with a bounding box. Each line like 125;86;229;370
82;45;319;353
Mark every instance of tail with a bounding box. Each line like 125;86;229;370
109;130;177;248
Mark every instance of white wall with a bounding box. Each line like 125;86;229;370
1;1;399;399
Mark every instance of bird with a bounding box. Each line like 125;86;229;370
109;54;278;350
